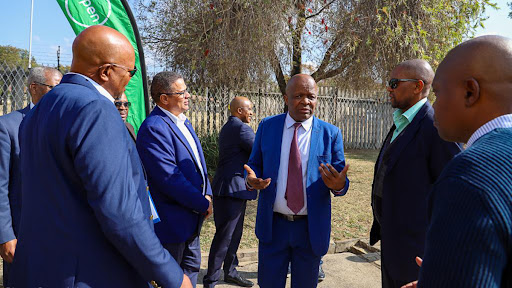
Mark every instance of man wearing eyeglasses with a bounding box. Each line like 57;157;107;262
115;93;136;142
369;59;461;288
9;26;190;288
137;71;213;287
0;66;61;287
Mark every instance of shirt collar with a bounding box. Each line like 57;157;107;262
157;105;187;124
466;114;512;148
285;112;313;132
30;101;35;109
393;98;427;125
66;72;115;103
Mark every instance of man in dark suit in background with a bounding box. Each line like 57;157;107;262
137;71;213;287
203;97;256;288
370;59;461;288
0;66;61;286
116;92;137;142
10;25;189;288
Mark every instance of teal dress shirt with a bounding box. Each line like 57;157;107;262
391;98;428;142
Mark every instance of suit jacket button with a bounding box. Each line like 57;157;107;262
201;184;204;188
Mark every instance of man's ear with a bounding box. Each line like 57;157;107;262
464;78;480;107
98;65;110;82
237;107;243;115
283;94;289;106
414;80;425;94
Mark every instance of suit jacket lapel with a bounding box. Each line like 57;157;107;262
184;119;208;174
307;116;320;186
384;102;431;172
269;114;286;179
154;108;197;164
21;106;30;118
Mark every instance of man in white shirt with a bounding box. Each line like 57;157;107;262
245;74;349;288
137;71;213;288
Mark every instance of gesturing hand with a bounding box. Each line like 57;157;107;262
0;238;17;263
319;163;349;191
244;164;271;190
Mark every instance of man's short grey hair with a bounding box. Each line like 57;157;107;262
150;71;183;103
27;66;62;87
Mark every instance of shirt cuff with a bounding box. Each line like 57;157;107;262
245;177;255;191
331;177;350;196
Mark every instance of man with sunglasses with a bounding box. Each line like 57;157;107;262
9;26;190;288
0;66;61;287
137;71;213;287
115;93;136;142
370;59;461;287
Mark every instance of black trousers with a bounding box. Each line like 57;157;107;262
203;196;247;287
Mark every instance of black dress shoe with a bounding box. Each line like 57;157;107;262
224;275;254;287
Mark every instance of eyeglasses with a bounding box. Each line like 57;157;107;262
160;90;189;98
114;101;131;108
387;78;420;89
100;63;138;77
33;81;55;89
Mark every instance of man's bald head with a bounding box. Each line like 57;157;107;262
70;25;135;98
394;59;434;95
433;35;512;143
230;96;253;123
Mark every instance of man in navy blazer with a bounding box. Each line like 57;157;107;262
9;26;189;288
0;66;61;286
137;71;213;287
203;97;256;287
245;74;349;288
369;59;461;287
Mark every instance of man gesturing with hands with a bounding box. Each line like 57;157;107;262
244;74;349;288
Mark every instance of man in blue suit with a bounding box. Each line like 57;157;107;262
10;26;190;288
0;66;61;286
245;74;349;288
137;71;213;287
369;59;461;288
203;96;256;288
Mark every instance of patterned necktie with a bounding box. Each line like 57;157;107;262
285;122;304;214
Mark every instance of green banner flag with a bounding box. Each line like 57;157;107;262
56;0;149;132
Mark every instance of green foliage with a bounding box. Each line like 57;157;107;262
199;132;220;179
0;45;37;68
138;0;496;91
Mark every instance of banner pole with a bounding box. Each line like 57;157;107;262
119;0;150;117
28;0;34;69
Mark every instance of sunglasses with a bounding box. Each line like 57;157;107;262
387;78;420;89
114;101;131;108
33;81;55;89
160;90;189;98
100;63;138;77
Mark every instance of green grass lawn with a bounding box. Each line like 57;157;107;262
199;149;379;252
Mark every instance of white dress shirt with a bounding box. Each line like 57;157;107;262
157;106;206;195
66;72;115;103
274;113;314;215
466;114;512;148
29;102;34;109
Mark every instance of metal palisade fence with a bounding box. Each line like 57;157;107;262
1;61;394;149
150;85;395;149
0;61;30;115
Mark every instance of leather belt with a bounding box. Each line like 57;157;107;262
274;212;307;222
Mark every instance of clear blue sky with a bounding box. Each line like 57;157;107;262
1;0;511;68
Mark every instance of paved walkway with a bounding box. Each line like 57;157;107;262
0;251;382;288
198;251;382;288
